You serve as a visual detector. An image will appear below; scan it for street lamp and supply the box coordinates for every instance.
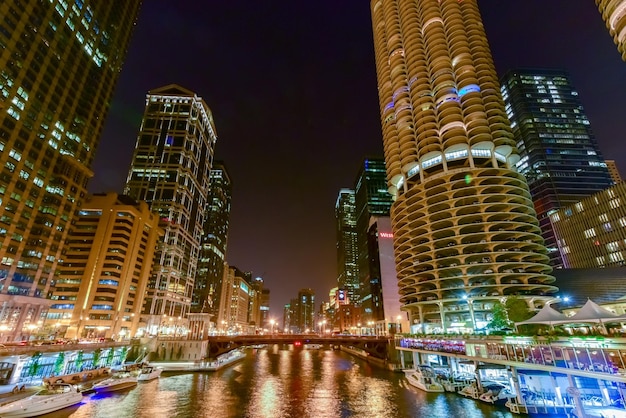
[269,319,276,334]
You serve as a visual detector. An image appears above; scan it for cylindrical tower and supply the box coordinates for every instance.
[370,0,557,333]
[595,0,626,61]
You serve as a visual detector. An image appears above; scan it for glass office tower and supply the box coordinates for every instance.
[501,68,614,268]
[335,189,359,304]
[193,161,231,316]
[370,0,556,333]
[0,0,140,341]
[354,158,393,320]
[124,84,217,329]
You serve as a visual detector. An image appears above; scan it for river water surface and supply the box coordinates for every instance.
[46,345,515,418]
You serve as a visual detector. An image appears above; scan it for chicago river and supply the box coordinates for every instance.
[41,346,513,418]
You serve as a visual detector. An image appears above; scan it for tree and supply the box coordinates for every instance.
[92,348,102,369]
[53,352,65,376]
[75,351,84,372]
[28,352,42,378]
[106,348,114,366]
[487,302,511,330]
[505,296,533,322]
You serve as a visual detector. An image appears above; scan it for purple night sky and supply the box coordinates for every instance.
[89,1,626,319]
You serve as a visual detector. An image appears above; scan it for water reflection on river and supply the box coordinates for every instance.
[46,345,514,418]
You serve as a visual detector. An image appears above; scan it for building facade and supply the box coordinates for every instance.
[335,189,359,303]
[296,288,315,333]
[48,193,162,340]
[370,0,556,333]
[0,0,140,341]
[550,181,626,269]
[124,84,218,327]
[596,0,626,61]
[501,68,613,267]
[606,160,622,184]
[354,157,393,320]
[193,161,231,315]
[216,265,252,334]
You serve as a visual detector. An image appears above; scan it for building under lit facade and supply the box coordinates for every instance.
[370,0,556,333]
[48,193,162,340]
[193,161,231,315]
[124,84,218,328]
[596,0,626,61]
[501,68,613,267]
[0,0,140,341]
[550,181,626,269]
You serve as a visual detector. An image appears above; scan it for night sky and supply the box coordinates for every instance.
[89,1,626,319]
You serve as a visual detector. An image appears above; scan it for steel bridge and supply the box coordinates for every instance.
[207,334,391,360]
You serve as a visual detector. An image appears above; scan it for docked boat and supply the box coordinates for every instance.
[478,383,516,405]
[137,365,163,382]
[0,383,82,417]
[459,382,481,399]
[404,365,445,393]
[92,371,138,393]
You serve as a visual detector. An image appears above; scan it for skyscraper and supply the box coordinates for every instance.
[596,0,626,61]
[501,68,613,268]
[193,161,231,315]
[124,84,217,327]
[49,193,162,340]
[370,0,556,333]
[354,157,393,320]
[0,1,140,340]
[335,189,358,303]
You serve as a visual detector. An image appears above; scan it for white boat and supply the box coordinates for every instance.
[137,365,163,382]
[92,371,138,393]
[404,365,445,393]
[0,383,82,417]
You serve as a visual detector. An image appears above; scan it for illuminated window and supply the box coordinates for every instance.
[584,228,596,239]
[609,252,624,263]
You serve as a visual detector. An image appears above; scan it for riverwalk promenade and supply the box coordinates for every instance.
[395,334,626,417]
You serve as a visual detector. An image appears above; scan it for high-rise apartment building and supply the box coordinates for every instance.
[596,0,626,61]
[370,0,556,333]
[501,68,613,267]
[354,157,393,319]
[194,161,231,315]
[0,1,140,340]
[550,182,626,269]
[124,84,218,327]
[335,189,358,303]
[48,193,162,340]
